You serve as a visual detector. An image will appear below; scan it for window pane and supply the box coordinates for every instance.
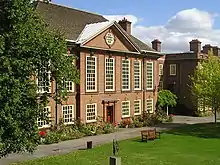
[122,101,130,117]
[146,62,153,89]
[146,99,153,113]
[105,58,114,90]
[134,61,141,89]
[122,59,130,90]
[86,104,96,122]
[62,105,74,124]
[134,100,141,114]
[86,57,96,91]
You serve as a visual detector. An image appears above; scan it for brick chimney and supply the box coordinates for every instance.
[151,39,162,52]
[202,44,212,54]
[118,18,132,35]
[189,39,201,53]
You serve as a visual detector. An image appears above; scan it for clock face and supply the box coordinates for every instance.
[105,32,115,47]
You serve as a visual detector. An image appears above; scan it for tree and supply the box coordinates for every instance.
[191,50,220,124]
[157,89,177,116]
[0,0,79,157]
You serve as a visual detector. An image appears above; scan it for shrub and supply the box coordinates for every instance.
[44,131,61,144]
[103,123,114,134]
[132,117,143,128]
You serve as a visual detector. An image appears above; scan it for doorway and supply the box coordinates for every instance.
[106,105,114,123]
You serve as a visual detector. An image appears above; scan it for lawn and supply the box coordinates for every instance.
[16,123,220,165]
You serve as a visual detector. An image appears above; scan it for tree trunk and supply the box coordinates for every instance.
[214,108,217,124]
[167,106,169,116]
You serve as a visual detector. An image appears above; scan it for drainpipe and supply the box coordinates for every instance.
[55,80,58,126]
[142,57,146,114]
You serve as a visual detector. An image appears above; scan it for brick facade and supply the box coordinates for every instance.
[35,2,164,128]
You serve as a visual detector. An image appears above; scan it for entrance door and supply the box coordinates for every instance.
[106,105,114,123]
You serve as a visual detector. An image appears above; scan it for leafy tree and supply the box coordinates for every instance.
[157,89,177,116]
[191,50,220,123]
[0,0,79,157]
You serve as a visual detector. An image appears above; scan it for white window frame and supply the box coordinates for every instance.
[62,105,74,125]
[121,101,130,118]
[146,61,154,90]
[65,81,74,92]
[159,64,163,76]
[170,64,176,76]
[122,59,130,91]
[158,80,163,90]
[38,106,51,129]
[134,100,141,115]
[86,103,97,123]
[105,57,115,91]
[36,68,51,94]
[134,60,142,90]
[86,56,97,92]
[146,99,154,113]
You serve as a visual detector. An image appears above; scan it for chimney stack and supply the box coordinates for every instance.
[151,39,162,52]
[202,44,212,54]
[189,39,201,53]
[118,18,132,35]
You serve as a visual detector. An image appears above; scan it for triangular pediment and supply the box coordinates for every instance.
[77,21,140,53]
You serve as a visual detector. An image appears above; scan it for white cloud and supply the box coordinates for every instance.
[104,8,220,52]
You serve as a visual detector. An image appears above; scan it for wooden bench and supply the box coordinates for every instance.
[141,128,160,142]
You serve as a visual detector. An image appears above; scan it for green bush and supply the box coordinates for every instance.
[44,131,61,144]
[39,117,116,145]
[103,123,114,134]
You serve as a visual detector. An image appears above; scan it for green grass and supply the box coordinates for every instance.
[16,123,220,165]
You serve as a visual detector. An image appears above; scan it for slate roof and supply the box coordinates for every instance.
[35,1,157,53]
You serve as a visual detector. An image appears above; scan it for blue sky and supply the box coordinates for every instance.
[52,0,220,52]
[53,0,220,28]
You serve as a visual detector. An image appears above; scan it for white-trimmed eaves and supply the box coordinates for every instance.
[76,21,115,44]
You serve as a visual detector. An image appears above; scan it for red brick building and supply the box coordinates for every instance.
[35,1,164,128]
[163,39,220,115]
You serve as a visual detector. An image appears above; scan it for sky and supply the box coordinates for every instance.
[53,0,220,52]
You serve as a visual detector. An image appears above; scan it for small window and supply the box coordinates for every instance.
[86,103,97,123]
[65,81,74,92]
[37,67,51,93]
[159,64,163,76]
[170,64,176,76]
[146,62,154,90]
[158,81,163,90]
[146,99,154,113]
[38,106,51,128]
[134,100,141,115]
[105,58,115,91]
[122,59,130,90]
[134,60,141,90]
[121,101,130,118]
[62,105,74,124]
[86,56,97,92]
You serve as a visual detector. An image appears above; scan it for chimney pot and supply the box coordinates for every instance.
[118,18,132,35]
[151,39,162,52]
[189,39,201,53]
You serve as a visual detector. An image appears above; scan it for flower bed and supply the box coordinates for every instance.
[38,118,116,144]
[118,111,166,128]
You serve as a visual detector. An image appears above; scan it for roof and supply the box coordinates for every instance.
[36,1,107,40]
[35,1,157,53]
[77,21,114,44]
[130,35,156,52]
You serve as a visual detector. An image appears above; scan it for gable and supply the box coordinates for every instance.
[82,25,139,53]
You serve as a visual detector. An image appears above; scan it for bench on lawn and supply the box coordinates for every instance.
[141,128,161,142]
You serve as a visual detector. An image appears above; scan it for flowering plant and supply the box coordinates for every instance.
[39,130,47,138]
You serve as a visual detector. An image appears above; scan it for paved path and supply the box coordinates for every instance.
[0,115,215,165]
